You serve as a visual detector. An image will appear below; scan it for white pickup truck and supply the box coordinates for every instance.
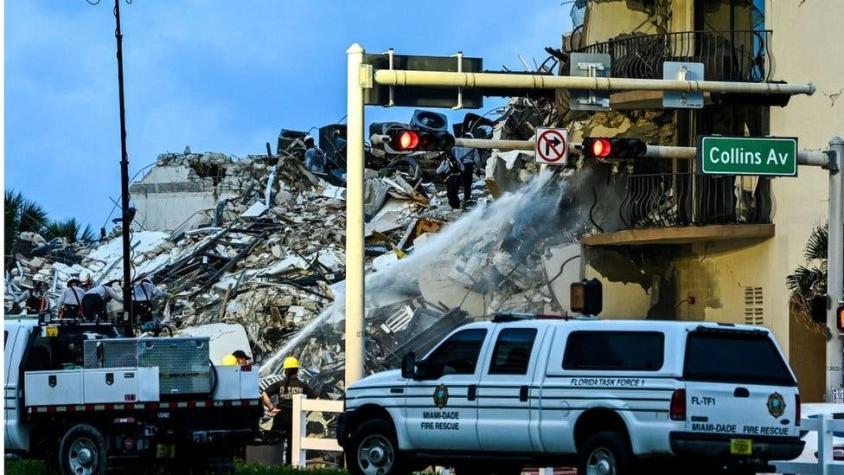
[337,317,805,475]
[4,316,262,474]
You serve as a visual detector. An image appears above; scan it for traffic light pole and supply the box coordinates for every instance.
[454,137,830,165]
[827,137,844,403]
[345,44,366,387]
[344,43,818,387]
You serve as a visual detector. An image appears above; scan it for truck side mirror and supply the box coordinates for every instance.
[401,352,416,379]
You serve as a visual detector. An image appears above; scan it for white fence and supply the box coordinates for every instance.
[288,396,563,473]
[290,395,344,467]
[774,414,844,475]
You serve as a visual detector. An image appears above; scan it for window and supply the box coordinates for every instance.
[684,330,795,386]
[489,328,537,375]
[423,329,487,376]
[563,331,664,371]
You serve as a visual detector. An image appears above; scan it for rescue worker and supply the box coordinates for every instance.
[456,137,476,206]
[56,278,85,318]
[82,281,123,321]
[260,356,315,464]
[436,152,464,209]
[233,350,251,366]
[80,272,93,291]
[303,135,326,174]
[132,277,166,323]
[12,278,48,314]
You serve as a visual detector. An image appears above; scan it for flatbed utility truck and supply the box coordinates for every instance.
[4,315,262,474]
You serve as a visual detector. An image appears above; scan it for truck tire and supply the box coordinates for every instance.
[578,431,632,475]
[346,418,408,475]
[58,424,107,475]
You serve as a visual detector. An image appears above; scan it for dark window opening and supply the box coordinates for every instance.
[563,331,665,371]
[684,331,795,386]
[489,328,537,375]
[423,329,487,376]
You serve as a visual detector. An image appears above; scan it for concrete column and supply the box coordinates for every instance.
[345,44,366,387]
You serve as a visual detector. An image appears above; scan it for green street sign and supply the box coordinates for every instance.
[697,136,798,177]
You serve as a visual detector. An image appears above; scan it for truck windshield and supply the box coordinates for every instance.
[684,331,796,386]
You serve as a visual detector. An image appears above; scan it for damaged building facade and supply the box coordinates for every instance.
[559,0,844,402]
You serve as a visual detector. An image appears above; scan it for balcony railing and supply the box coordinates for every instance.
[576,30,773,82]
[619,173,774,229]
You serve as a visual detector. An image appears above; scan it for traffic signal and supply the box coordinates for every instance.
[837,304,844,331]
[581,137,647,160]
[372,126,455,154]
[811,295,829,325]
[570,279,603,316]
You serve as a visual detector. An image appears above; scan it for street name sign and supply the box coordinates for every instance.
[697,136,798,177]
[535,128,569,165]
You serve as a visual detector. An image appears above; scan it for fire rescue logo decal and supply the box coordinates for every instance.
[767,392,786,418]
[433,384,449,409]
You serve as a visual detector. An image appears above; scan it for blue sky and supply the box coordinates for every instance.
[5,0,571,229]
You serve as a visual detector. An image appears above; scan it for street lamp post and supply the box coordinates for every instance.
[113,0,134,335]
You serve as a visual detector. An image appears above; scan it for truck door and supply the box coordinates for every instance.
[683,329,800,443]
[476,326,542,453]
[404,328,488,451]
[5,325,29,451]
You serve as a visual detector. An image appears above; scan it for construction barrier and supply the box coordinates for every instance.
[290,395,344,467]
[774,414,844,475]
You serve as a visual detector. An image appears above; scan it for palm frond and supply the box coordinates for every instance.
[805,223,829,261]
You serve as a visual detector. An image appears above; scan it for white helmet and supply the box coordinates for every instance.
[80,272,92,284]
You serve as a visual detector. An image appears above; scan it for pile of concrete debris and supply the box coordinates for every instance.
[7,91,606,404]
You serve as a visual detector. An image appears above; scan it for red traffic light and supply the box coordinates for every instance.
[385,128,454,153]
[590,138,612,158]
[582,137,647,159]
[837,304,844,331]
[397,131,419,150]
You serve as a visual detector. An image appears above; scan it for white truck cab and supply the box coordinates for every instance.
[337,317,804,475]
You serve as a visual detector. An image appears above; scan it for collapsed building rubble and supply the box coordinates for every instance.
[6,84,602,405]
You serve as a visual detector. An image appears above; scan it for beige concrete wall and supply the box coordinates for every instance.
[584,264,653,319]
[765,0,844,399]
[583,1,657,45]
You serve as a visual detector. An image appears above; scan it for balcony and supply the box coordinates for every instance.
[583,173,776,247]
[575,30,774,108]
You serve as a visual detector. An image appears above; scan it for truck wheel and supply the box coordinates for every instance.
[58,424,107,475]
[579,431,632,475]
[346,418,407,475]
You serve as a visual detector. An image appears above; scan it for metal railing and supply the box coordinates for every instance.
[290,395,344,468]
[773,414,844,474]
[619,173,774,228]
[576,30,773,82]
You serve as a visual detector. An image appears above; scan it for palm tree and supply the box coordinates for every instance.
[787,223,828,320]
[4,190,49,257]
[44,218,97,244]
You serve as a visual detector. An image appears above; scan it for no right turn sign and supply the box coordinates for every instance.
[535,128,569,165]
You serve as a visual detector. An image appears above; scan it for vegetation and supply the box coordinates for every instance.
[787,223,828,329]
[5,190,49,255]
[4,189,96,258]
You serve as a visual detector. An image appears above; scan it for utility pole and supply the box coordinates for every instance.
[827,137,844,402]
[114,0,134,335]
[344,44,366,386]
